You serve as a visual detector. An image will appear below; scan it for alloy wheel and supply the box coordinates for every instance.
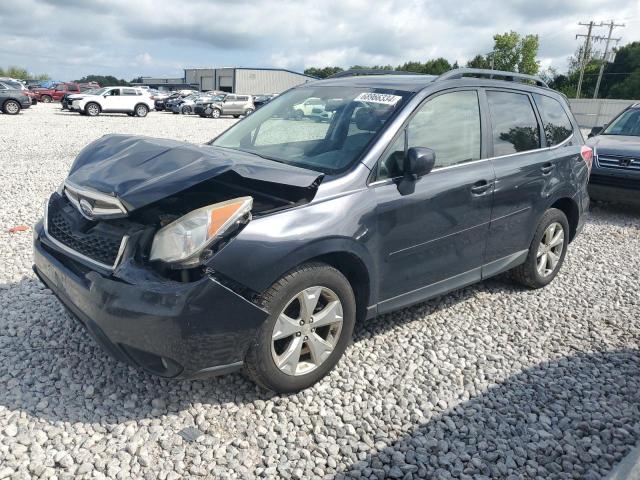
[271,286,343,376]
[5,101,19,114]
[536,222,564,277]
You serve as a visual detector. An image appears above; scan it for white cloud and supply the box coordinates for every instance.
[0,0,638,80]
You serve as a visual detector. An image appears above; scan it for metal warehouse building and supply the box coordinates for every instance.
[184,67,316,94]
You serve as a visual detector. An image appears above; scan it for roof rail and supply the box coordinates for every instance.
[327,69,423,79]
[437,68,549,88]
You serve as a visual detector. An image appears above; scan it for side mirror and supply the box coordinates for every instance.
[588,126,604,138]
[397,147,436,195]
[404,147,436,178]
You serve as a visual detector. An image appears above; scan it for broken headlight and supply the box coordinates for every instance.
[149,196,252,267]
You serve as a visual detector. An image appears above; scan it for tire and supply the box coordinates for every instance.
[245,262,356,393]
[211,108,221,119]
[135,104,149,117]
[244,108,254,116]
[233,115,240,118]
[2,100,21,115]
[41,95,52,103]
[181,105,191,115]
[84,102,100,117]
[511,208,569,289]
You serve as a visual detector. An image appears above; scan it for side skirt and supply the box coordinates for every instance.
[370,249,529,317]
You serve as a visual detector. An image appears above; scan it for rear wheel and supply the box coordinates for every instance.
[245,263,356,392]
[2,100,21,115]
[85,102,100,116]
[511,208,569,289]
[135,104,149,117]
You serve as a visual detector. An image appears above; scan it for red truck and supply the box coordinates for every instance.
[32,82,99,103]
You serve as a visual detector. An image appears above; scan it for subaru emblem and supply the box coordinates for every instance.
[79,198,95,220]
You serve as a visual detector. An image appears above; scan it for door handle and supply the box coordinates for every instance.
[470,180,493,195]
[541,163,555,175]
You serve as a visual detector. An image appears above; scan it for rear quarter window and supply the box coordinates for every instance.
[533,94,574,146]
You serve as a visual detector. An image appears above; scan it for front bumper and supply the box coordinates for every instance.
[33,220,268,378]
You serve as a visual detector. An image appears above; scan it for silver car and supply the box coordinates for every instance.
[200,94,255,118]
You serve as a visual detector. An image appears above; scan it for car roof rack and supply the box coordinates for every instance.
[327,69,424,79]
[436,68,549,88]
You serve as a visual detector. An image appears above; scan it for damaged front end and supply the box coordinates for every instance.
[46,134,323,283]
[33,134,324,378]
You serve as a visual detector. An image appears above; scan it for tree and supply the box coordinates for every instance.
[303,66,343,79]
[600,42,640,99]
[74,75,130,86]
[0,66,50,81]
[489,31,540,74]
[518,34,540,75]
[466,54,491,69]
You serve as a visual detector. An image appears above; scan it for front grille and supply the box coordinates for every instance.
[47,195,125,267]
[597,154,640,172]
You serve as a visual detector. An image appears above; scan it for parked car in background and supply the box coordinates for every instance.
[291,96,333,121]
[253,94,278,110]
[170,93,201,115]
[0,78,38,105]
[70,86,154,117]
[33,69,591,392]
[0,81,32,114]
[33,82,81,103]
[63,89,100,111]
[196,94,254,118]
[61,83,102,109]
[587,102,640,205]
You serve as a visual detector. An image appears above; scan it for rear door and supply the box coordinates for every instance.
[121,88,140,110]
[373,89,495,312]
[483,89,560,272]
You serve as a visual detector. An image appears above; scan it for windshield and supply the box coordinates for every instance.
[603,109,640,136]
[91,88,109,96]
[212,86,410,174]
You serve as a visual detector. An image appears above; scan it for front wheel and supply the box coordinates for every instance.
[245,263,356,393]
[84,102,100,116]
[2,100,21,115]
[511,208,569,289]
[135,104,149,117]
[244,108,254,116]
[211,108,221,119]
[41,95,52,103]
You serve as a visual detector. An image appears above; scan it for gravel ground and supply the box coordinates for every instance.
[0,103,639,480]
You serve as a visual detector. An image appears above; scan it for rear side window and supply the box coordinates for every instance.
[487,91,540,156]
[122,88,137,96]
[238,96,248,101]
[533,94,574,146]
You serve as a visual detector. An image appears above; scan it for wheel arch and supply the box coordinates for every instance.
[548,196,580,242]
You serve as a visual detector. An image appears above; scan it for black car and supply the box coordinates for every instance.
[0,81,32,114]
[33,69,591,392]
[253,94,277,109]
[587,103,640,204]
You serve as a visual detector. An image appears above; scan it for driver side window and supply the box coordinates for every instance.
[378,90,481,180]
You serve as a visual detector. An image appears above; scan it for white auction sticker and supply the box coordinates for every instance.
[354,92,402,106]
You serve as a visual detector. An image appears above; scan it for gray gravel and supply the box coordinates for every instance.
[0,103,639,479]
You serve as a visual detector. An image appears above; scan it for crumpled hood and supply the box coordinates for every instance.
[587,134,640,157]
[67,134,323,211]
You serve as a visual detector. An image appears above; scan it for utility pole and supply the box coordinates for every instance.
[575,21,595,99]
[593,20,624,99]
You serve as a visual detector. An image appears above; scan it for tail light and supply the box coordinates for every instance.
[580,146,593,173]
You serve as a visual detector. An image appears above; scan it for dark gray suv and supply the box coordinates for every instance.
[33,69,591,392]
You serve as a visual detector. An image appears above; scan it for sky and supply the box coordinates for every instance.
[0,0,639,81]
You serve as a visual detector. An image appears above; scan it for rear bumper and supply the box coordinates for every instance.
[33,221,268,378]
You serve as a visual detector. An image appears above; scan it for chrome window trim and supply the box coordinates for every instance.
[368,133,575,187]
[43,198,129,271]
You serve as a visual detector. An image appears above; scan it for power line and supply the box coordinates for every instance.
[593,20,625,99]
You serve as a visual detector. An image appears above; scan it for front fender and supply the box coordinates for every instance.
[207,189,379,304]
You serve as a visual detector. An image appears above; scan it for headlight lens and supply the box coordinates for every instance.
[150,196,252,266]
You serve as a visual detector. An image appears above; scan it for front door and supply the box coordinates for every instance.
[100,88,122,112]
[373,89,494,313]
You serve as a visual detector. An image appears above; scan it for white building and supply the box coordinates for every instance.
[184,67,317,94]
